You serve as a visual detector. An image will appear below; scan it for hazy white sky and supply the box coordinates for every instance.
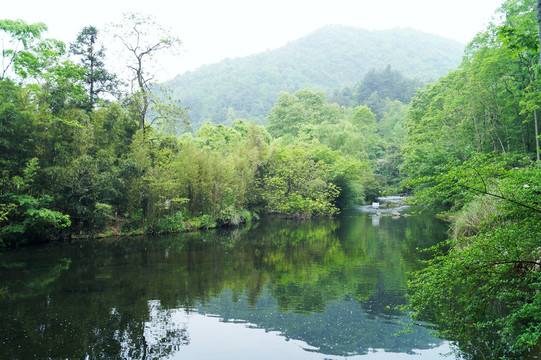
[4,0,504,80]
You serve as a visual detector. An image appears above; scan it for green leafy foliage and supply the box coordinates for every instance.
[406,166,541,359]
[266,88,395,203]
[267,88,384,162]
[399,2,541,358]
[0,79,37,178]
[259,143,350,218]
[404,153,527,211]
[0,19,48,79]
[402,0,540,180]
[0,157,71,246]
[126,121,271,231]
[147,211,185,234]
[216,206,254,226]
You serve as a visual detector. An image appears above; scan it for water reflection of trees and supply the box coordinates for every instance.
[0,213,448,358]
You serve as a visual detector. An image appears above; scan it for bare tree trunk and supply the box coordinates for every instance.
[537,0,541,161]
[535,109,540,161]
[472,115,482,151]
[538,0,541,66]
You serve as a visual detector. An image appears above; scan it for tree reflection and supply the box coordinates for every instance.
[0,212,448,358]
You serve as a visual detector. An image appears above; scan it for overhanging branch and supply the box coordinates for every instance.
[459,183,541,214]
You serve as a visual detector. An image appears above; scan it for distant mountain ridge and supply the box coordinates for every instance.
[167,25,464,128]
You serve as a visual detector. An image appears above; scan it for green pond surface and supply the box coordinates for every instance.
[0,203,455,359]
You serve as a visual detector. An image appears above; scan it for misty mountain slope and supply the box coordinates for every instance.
[167,25,464,128]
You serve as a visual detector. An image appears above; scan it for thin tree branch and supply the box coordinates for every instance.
[458,183,541,214]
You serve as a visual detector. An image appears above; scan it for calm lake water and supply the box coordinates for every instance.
[0,203,455,359]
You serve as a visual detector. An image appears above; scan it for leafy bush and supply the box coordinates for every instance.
[185,214,217,230]
[216,206,253,226]
[406,165,541,359]
[147,211,185,234]
[88,203,113,233]
[259,143,343,218]
[120,208,144,232]
[0,194,71,246]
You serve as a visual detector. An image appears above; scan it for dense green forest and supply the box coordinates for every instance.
[167,26,463,129]
[1,0,541,358]
[400,0,541,359]
[0,15,418,246]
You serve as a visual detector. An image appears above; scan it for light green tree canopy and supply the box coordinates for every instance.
[0,19,47,79]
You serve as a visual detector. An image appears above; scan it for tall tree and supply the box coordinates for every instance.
[538,0,541,65]
[499,0,541,161]
[70,26,117,112]
[535,0,541,161]
[110,13,182,132]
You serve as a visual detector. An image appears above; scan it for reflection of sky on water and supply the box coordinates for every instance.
[136,283,452,360]
[146,308,453,360]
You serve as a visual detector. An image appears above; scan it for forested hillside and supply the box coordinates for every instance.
[167,26,464,129]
